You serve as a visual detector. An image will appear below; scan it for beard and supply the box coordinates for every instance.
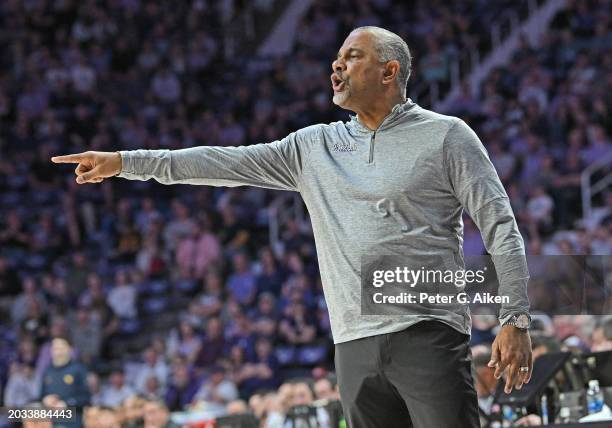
[332,82,350,107]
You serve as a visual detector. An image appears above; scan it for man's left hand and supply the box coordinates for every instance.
[488,325,532,394]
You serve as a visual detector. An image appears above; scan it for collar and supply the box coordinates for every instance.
[347,98,417,134]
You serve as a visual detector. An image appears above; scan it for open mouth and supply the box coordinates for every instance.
[331,74,346,92]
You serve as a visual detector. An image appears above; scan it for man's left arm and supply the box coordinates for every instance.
[444,119,532,393]
[65,364,91,408]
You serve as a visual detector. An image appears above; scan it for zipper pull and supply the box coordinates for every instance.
[368,131,376,164]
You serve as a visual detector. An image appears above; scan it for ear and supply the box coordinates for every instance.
[382,60,400,85]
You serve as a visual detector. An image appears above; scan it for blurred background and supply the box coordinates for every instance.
[0,0,610,427]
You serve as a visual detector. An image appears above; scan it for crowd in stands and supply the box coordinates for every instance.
[0,0,611,426]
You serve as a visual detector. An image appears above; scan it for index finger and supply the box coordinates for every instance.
[51,153,87,163]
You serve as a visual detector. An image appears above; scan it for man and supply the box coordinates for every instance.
[472,349,498,425]
[592,316,612,351]
[98,367,135,407]
[40,336,90,427]
[314,375,340,401]
[52,26,532,427]
[192,365,239,406]
[133,346,169,394]
[142,399,180,428]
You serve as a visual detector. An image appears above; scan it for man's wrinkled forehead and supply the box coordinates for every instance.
[337,31,374,57]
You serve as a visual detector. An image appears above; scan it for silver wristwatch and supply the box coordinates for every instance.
[503,313,531,331]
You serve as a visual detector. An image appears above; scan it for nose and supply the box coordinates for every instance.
[332,58,346,72]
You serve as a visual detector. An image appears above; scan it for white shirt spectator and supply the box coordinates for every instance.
[527,191,554,223]
[133,360,169,393]
[107,282,137,318]
[99,383,135,407]
[193,376,238,405]
[4,363,39,406]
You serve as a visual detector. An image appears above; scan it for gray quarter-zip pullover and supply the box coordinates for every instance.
[118,98,529,344]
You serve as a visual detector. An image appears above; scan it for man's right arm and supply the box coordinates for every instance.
[51,125,321,191]
[52,125,320,192]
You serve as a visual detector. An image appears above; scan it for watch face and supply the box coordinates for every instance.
[515,314,530,329]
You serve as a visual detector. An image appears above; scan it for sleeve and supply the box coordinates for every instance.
[116,125,320,192]
[39,371,48,399]
[444,119,530,325]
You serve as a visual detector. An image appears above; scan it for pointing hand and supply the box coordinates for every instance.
[51,151,122,184]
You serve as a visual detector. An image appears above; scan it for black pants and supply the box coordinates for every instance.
[335,320,480,428]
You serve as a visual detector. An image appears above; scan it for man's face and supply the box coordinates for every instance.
[331,31,384,110]
[292,383,313,406]
[50,338,71,366]
[314,379,334,400]
[592,327,612,352]
[143,402,169,428]
[110,372,124,388]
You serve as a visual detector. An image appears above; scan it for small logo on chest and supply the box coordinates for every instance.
[332,142,357,153]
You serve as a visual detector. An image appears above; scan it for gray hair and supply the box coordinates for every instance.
[350,26,412,98]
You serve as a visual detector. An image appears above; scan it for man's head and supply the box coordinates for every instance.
[226,399,249,415]
[209,365,226,385]
[314,375,338,401]
[50,336,72,367]
[142,400,170,428]
[331,27,411,111]
[109,369,125,388]
[291,381,314,406]
[592,316,612,351]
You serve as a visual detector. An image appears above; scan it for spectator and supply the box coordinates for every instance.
[133,347,169,394]
[99,368,134,408]
[175,219,221,279]
[86,372,103,406]
[239,337,280,399]
[106,269,138,319]
[167,320,201,363]
[40,336,90,427]
[313,375,339,401]
[255,248,285,297]
[226,399,250,415]
[122,395,146,428]
[143,399,180,428]
[250,292,279,338]
[194,317,226,369]
[279,302,316,345]
[592,317,612,351]
[164,363,200,412]
[4,361,39,406]
[526,185,555,233]
[472,348,498,418]
[227,252,257,306]
[69,305,102,365]
[290,381,314,407]
[143,375,164,400]
[163,200,196,253]
[192,365,239,406]
[12,277,46,325]
[190,270,224,319]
